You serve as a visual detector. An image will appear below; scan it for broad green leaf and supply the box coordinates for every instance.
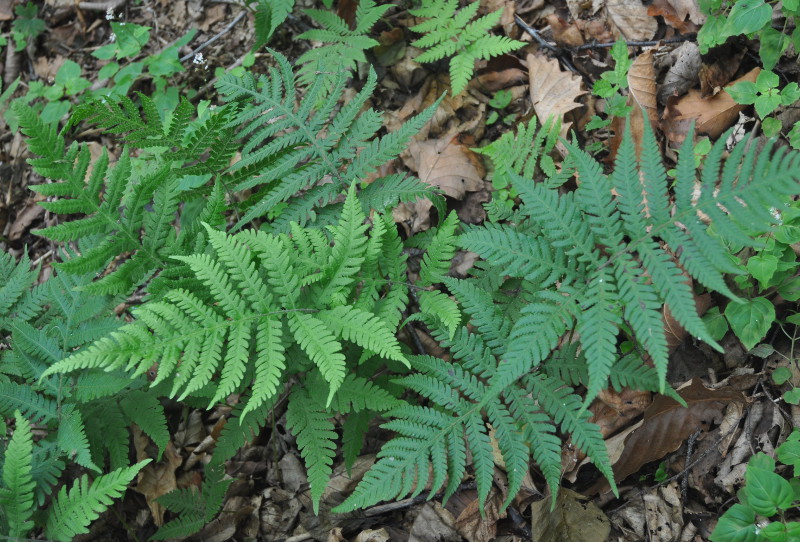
[725,0,772,36]
[746,253,778,288]
[755,93,782,118]
[762,117,782,138]
[781,82,800,105]
[709,504,757,542]
[701,306,729,342]
[778,276,800,302]
[756,69,780,92]
[725,297,775,350]
[727,81,758,105]
[760,28,789,71]
[777,430,800,477]
[744,462,793,516]
[772,366,792,385]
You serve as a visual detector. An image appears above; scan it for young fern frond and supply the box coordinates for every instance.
[215,50,441,229]
[410,0,524,94]
[296,0,390,88]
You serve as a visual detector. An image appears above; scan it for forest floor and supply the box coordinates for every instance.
[1,0,799,541]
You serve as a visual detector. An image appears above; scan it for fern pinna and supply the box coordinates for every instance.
[43,186,411,511]
[215,49,442,230]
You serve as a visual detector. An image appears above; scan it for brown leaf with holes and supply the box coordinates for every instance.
[527,54,586,137]
[600,379,746,492]
[408,136,486,199]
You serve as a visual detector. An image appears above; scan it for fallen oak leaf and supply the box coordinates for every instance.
[527,53,586,138]
[408,136,486,199]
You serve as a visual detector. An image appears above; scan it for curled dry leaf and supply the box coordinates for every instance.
[609,50,657,157]
[527,54,586,137]
[408,136,486,199]
[661,67,760,144]
[605,0,658,41]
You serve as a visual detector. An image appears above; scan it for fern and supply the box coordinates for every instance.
[152,464,233,540]
[44,460,149,542]
[42,188,417,511]
[457,120,800,403]
[296,0,390,89]
[410,0,524,94]
[335,322,612,512]
[215,50,441,229]
[0,411,36,539]
[14,98,234,294]
[251,0,295,49]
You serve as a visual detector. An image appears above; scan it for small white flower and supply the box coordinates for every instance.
[193,52,206,65]
[105,7,115,20]
[109,32,116,43]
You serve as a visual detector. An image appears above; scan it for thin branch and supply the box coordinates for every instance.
[180,10,248,63]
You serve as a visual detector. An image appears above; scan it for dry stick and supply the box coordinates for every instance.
[77,0,127,11]
[179,10,248,63]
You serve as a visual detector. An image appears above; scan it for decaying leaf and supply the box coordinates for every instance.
[527,54,586,137]
[408,136,486,199]
[661,67,760,144]
[531,488,611,542]
[605,0,658,41]
[657,42,702,105]
[606,378,746,488]
[609,50,657,157]
[132,428,183,526]
[647,0,704,33]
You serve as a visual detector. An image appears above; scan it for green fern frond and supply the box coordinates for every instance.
[418,211,459,286]
[252,0,294,49]
[410,0,524,94]
[120,390,169,458]
[216,49,438,229]
[152,464,233,540]
[57,405,98,472]
[0,411,36,539]
[44,460,150,542]
[296,0,390,88]
[286,388,337,513]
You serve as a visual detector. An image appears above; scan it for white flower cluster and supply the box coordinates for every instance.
[193,52,206,66]
[105,7,115,20]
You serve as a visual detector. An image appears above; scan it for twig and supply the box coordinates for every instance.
[514,15,562,54]
[77,0,127,11]
[180,10,248,63]
[574,34,697,51]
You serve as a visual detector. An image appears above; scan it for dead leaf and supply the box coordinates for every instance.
[657,42,702,105]
[8,198,44,241]
[606,378,746,489]
[609,51,657,158]
[408,503,459,542]
[0,0,12,21]
[527,54,586,137]
[605,0,658,41]
[647,0,704,33]
[455,487,504,542]
[408,137,486,199]
[545,14,585,48]
[531,488,611,542]
[699,47,746,97]
[133,429,182,526]
[661,67,760,143]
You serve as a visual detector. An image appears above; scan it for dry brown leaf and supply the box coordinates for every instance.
[609,51,657,158]
[647,0,704,33]
[408,136,485,199]
[132,429,182,526]
[661,67,760,144]
[455,487,504,542]
[605,0,658,41]
[545,14,585,48]
[527,54,586,137]
[657,42,702,105]
[530,488,611,542]
[606,378,746,488]
[699,47,746,97]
